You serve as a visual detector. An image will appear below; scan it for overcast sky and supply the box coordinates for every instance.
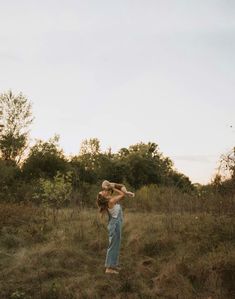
[0,0,234,184]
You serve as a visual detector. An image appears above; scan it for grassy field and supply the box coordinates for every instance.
[0,203,234,299]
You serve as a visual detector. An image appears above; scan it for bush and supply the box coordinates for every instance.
[33,172,73,223]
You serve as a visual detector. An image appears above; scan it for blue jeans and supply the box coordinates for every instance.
[105,207,123,268]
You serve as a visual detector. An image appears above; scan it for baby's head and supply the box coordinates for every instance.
[101,181,114,196]
[102,180,112,190]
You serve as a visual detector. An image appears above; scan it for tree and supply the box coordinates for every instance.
[117,142,174,189]
[0,159,21,201]
[79,138,101,156]
[212,146,235,195]
[22,135,68,180]
[218,147,235,180]
[115,142,193,190]
[0,90,33,164]
[72,138,102,183]
[168,171,194,192]
[96,152,126,183]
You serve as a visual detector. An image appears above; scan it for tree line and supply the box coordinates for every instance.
[0,90,234,206]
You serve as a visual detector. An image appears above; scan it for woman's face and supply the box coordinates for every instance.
[100,190,110,198]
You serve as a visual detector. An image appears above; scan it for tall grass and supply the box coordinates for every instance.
[0,199,234,299]
[125,184,235,216]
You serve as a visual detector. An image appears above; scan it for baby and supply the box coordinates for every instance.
[102,180,135,197]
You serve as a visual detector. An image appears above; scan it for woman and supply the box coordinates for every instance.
[97,187,126,274]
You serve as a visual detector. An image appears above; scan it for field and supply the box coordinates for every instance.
[0,200,234,299]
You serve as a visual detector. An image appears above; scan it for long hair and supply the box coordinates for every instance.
[96,193,109,215]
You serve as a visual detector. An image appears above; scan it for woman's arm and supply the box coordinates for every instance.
[108,188,125,206]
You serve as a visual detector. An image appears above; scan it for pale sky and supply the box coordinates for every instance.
[0,0,234,184]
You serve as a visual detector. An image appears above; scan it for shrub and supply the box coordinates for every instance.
[33,172,73,223]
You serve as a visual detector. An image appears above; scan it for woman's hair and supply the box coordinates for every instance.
[96,193,109,215]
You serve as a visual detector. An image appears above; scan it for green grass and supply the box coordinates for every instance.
[0,203,234,299]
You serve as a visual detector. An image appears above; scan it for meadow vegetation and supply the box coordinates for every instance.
[0,186,234,299]
[0,90,234,298]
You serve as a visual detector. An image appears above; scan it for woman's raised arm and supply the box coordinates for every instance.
[108,188,125,206]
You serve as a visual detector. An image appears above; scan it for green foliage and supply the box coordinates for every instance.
[212,146,235,196]
[0,160,36,203]
[79,137,101,156]
[168,170,195,192]
[0,133,27,163]
[117,142,182,189]
[34,172,73,210]
[0,159,21,201]
[22,136,68,180]
[70,148,126,186]
[70,139,193,192]
[98,155,126,183]
[0,90,33,163]
[218,146,235,180]
[78,138,101,174]
[0,133,196,204]
[70,155,97,184]
[70,138,103,184]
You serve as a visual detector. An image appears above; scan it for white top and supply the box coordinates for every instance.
[108,203,121,218]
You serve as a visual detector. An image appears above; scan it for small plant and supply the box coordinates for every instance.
[34,172,72,223]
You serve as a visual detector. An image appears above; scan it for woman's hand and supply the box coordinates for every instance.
[108,189,125,206]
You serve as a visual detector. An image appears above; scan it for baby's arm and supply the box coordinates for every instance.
[111,182,135,197]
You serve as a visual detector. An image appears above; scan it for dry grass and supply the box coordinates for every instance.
[0,203,234,299]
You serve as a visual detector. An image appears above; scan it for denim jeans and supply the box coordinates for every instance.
[105,207,123,268]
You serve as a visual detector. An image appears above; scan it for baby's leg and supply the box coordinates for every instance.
[108,182,135,197]
[120,186,135,197]
[113,183,124,191]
